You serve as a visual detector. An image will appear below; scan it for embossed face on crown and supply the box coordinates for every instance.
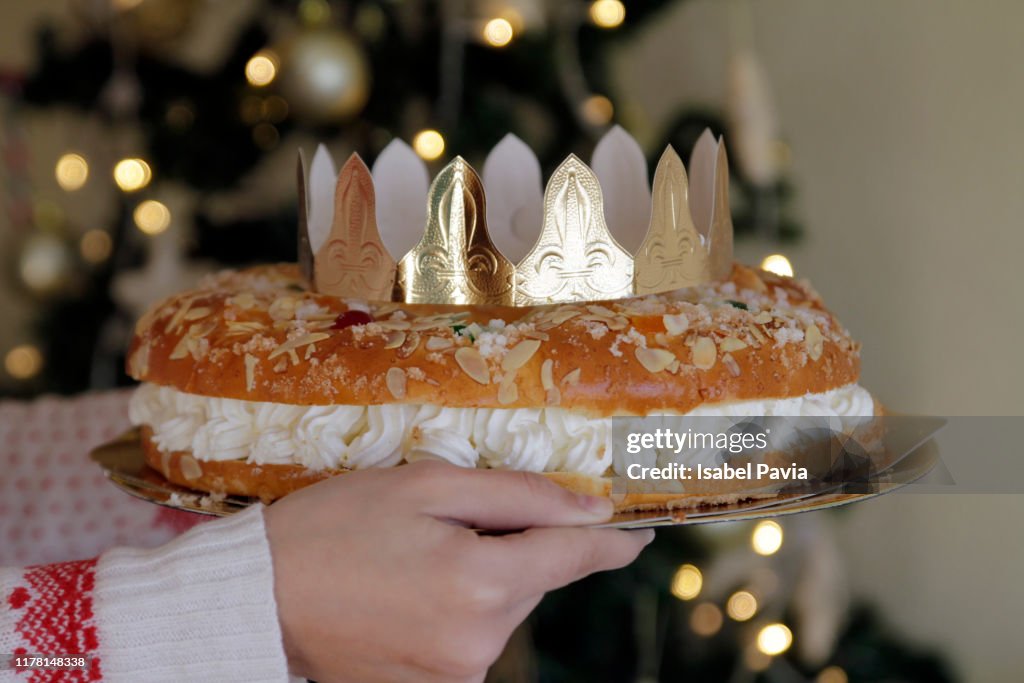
[398,158,515,305]
[314,154,397,300]
[516,155,633,306]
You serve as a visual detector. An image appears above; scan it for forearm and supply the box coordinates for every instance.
[2,506,291,682]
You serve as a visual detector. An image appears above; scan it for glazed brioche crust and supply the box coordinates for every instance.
[126,263,860,416]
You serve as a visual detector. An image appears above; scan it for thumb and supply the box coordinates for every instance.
[408,463,614,530]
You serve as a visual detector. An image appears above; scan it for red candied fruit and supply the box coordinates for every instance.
[332,309,374,330]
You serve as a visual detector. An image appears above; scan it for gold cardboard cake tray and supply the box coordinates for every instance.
[88,429,940,529]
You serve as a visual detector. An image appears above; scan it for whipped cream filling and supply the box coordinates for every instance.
[130,383,874,476]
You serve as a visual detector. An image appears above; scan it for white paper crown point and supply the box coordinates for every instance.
[372,139,430,258]
[482,133,543,263]
[307,144,338,254]
[592,125,652,254]
[688,129,719,240]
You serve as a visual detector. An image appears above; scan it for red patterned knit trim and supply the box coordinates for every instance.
[7,559,102,682]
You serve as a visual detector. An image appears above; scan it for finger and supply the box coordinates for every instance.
[405,462,615,529]
[482,527,654,599]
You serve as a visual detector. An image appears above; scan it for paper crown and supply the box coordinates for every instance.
[297,126,734,306]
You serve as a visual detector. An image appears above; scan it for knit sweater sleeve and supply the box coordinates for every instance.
[1,505,294,682]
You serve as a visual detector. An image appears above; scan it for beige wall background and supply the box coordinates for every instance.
[2,1,1022,680]
[614,1,1024,680]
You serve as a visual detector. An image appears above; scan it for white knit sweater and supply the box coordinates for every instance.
[0,388,303,681]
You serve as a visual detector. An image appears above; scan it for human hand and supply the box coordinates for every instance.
[264,460,652,682]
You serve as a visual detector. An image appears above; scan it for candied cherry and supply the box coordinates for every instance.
[332,309,374,330]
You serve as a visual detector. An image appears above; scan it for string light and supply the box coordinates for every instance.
[689,603,723,637]
[751,520,783,556]
[413,129,445,161]
[80,230,113,264]
[246,51,279,87]
[482,18,514,47]
[55,153,89,191]
[589,0,626,28]
[756,623,793,656]
[580,94,614,126]
[113,158,152,192]
[298,0,331,26]
[817,666,848,683]
[133,200,171,235]
[760,254,793,277]
[726,590,758,621]
[670,564,702,601]
[744,644,772,672]
[4,345,43,380]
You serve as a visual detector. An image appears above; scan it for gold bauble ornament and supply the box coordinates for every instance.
[276,29,370,123]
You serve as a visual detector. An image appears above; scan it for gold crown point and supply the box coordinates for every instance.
[398,156,514,305]
[634,145,709,294]
[314,152,397,300]
[516,154,633,305]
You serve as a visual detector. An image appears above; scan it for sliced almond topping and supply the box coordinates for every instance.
[663,313,689,336]
[753,311,773,324]
[654,333,670,347]
[398,332,421,358]
[383,331,406,349]
[635,347,677,374]
[608,316,629,331]
[587,304,617,317]
[550,310,582,325]
[378,320,411,331]
[579,314,628,331]
[288,348,301,366]
[229,293,256,309]
[425,336,454,351]
[411,319,448,331]
[805,323,824,361]
[268,296,299,321]
[169,336,190,360]
[168,299,193,333]
[269,332,331,360]
[562,368,582,386]
[722,353,741,377]
[498,375,518,405]
[719,337,748,352]
[540,359,555,391]
[129,344,150,377]
[546,386,562,406]
[693,336,717,370]
[455,347,490,385]
[244,353,258,392]
[734,264,768,292]
[189,320,218,338]
[749,324,768,344]
[501,339,541,372]
[226,321,265,335]
[522,330,550,341]
[185,307,212,321]
[179,455,203,481]
[667,359,681,374]
[386,367,407,399]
